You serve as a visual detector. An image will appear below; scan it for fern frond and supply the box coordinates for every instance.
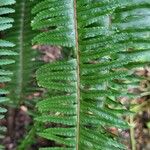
[5,0,37,106]
[33,0,150,149]
[0,0,15,148]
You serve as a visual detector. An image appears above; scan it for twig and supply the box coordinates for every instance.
[130,115,136,150]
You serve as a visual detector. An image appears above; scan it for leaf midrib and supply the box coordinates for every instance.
[73,0,80,149]
[17,0,25,103]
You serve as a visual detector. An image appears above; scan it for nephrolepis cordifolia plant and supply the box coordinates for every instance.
[0,0,150,149]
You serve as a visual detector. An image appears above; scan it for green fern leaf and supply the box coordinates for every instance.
[5,0,38,106]
[0,0,15,148]
[33,0,150,149]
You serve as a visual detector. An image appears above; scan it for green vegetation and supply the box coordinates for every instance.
[0,0,150,149]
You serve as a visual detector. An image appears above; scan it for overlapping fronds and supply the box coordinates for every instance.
[5,0,37,106]
[32,0,150,149]
[0,0,16,148]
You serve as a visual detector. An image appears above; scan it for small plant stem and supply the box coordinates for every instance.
[16,123,38,150]
[130,115,136,150]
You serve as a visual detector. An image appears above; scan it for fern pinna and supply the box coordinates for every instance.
[0,0,16,149]
[2,0,39,149]
[32,0,150,149]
